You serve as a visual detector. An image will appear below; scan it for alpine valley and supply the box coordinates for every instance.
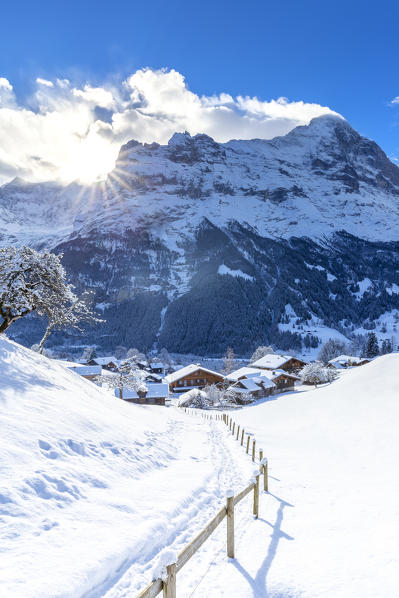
[2,114,399,357]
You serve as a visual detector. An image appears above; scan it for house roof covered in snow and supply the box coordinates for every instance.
[257,368,299,381]
[226,367,265,382]
[165,364,224,384]
[68,365,102,376]
[92,356,117,366]
[237,378,262,392]
[329,355,368,365]
[251,354,297,369]
[116,383,169,400]
[251,376,276,389]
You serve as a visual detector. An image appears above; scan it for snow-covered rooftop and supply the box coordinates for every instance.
[117,383,169,400]
[329,354,369,365]
[251,354,297,369]
[236,378,261,392]
[165,364,224,384]
[92,356,117,366]
[68,365,102,376]
[227,367,265,382]
[258,368,299,381]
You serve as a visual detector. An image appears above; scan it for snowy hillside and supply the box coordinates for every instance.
[2,115,399,354]
[3,339,399,597]
[0,337,253,597]
[211,355,399,597]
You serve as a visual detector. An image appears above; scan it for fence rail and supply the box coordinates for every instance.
[135,408,268,598]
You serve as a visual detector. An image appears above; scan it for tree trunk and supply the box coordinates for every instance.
[0,308,34,334]
[38,326,53,354]
[0,318,12,333]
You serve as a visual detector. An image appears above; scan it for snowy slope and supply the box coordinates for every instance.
[2,338,399,597]
[0,337,253,597]
[189,356,399,597]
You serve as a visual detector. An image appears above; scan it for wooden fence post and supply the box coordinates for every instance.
[259,448,263,462]
[229,419,232,431]
[253,474,260,519]
[226,494,234,558]
[246,435,250,454]
[241,428,245,446]
[232,422,235,435]
[163,562,176,598]
[252,439,256,462]
[263,458,268,492]
[236,425,240,441]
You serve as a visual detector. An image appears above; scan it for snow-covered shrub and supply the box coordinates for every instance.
[300,362,337,386]
[178,389,210,409]
[203,384,223,406]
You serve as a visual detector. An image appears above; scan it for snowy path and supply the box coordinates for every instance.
[97,414,254,598]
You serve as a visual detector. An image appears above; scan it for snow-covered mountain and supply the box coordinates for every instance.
[2,114,399,354]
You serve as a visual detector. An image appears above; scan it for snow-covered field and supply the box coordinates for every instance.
[2,337,399,597]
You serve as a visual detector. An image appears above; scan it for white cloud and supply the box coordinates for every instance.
[0,77,13,91]
[36,77,54,88]
[0,68,340,185]
[391,97,399,105]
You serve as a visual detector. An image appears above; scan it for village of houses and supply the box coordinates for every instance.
[61,351,371,408]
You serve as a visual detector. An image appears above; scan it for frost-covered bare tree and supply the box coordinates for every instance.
[222,347,236,374]
[318,339,348,364]
[250,345,274,363]
[38,291,103,354]
[158,347,173,365]
[95,359,148,396]
[126,347,147,363]
[203,384,223,406]
[300,362,337,387]
[0,247,101,348]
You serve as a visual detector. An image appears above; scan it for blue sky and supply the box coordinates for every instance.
[1,0,399,182]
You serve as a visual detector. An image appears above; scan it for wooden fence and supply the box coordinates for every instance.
[136,409,268,598]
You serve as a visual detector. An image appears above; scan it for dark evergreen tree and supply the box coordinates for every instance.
[365,332,379,358]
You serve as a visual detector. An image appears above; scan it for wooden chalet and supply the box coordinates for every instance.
[261,369,298,391]
[230,376,276,404]
[251,353,307,373]
[115,383,169,406]
[149,362,166,375]
[87,356,119,372]
[165,364,224,393]
[227,366,298,394]
[328,355,370,369]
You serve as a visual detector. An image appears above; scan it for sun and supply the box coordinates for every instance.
[60,136,120,185]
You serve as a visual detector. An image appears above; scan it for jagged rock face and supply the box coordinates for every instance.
[2,115,399,354]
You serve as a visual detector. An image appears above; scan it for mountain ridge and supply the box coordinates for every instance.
[2,115,399,355]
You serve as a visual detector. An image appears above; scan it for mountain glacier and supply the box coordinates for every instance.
[2,114,399,355]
